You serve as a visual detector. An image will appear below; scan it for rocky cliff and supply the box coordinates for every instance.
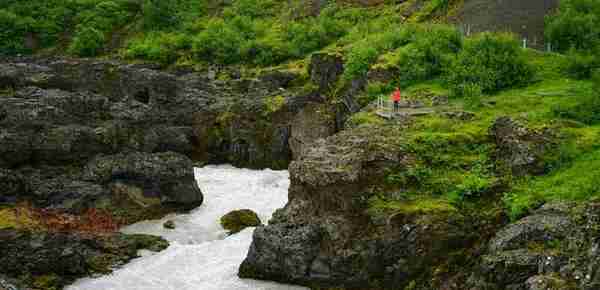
[240,119,599,290]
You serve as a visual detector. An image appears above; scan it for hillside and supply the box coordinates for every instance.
[1,0,600,289]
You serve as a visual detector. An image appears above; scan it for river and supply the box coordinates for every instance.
[67,165,307,290]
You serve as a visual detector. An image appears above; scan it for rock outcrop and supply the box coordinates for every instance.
[490,116,556,176]
[239,125,483,289]
[240,121,598,290]
[0,229,168,290]
[467,202,600,290]
[0,56,341,171]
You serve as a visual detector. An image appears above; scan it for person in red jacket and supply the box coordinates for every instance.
[391,87,401,111]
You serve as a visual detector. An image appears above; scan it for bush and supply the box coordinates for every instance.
[344,43,379,80]
[285,13,347,58]
[395,25,462,86]
[545,0,600,52]
[0,9,27,55]
[342,23,416,80]
[142,0,181,30]
[125,32,190,64]
[223,0,276,19]
[565,47,600,79]
[446,33,535,97]
[192,19,244,64]
[69,26,105,57]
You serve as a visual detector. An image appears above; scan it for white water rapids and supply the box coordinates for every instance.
[67,165,308,290]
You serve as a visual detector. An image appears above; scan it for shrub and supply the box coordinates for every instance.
[285,14,346,58]
[344,43,379,80]
[142,0,181,30]
[77,1,131,31]
[125,32,190,64]
[395,25,462,86]
[446,33,535,97]
[69,26,105,57]
[545,0,600,52]
[192,19,244,64]
[565,47,600,79]
[223,0,276,19]
[0,9,27,55]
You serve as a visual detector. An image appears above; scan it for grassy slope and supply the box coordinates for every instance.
[364,49,599,220]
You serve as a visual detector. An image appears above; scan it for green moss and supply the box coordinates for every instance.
[369,196,457,215]
[220,209,262,234]
[263,95,286,115]
[347,112,386,128]
[127,234,170,252]
[87,254,119,274]
[33,274,59,290]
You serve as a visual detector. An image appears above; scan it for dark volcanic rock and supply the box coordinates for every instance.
[83,152,203,206]
[490,116,556,176]
[239,223,322,283]
[309,53,344,92]
[0,130,32,168]
[240,125,478,289]
[468,202,599,290]
[0,169,28,204]
[33,125,107,165]
[0,229,168,290]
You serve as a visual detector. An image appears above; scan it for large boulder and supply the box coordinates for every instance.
[239,224,322,283]
[83,152,203,207]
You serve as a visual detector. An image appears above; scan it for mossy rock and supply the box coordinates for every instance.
[33,274,60,290]
[126,234,170,252]
[220,209,261,234]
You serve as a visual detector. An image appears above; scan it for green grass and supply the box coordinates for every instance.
[366,49,600,218]
[505,147,600,219]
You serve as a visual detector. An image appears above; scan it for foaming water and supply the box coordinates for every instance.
[67,165,307,290]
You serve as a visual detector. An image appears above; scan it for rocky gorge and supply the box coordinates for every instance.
[0,54,345,289]
[0,52,598,290]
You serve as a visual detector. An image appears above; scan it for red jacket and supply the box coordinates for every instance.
[392,89,401,102]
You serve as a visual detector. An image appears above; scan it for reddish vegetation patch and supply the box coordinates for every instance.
[11,203,121,236]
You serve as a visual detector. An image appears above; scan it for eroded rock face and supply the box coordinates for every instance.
[239,125,480,289]
[468,202,600,290]
[83,152,203,207]
[1,57,335,171]
[490,116,556,176]
[309,53,344,92]
[289,103,336,159]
